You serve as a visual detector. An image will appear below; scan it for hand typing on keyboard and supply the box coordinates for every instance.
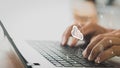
[82,30,120,63]
[61,21,120,63]
[61,21,108,47]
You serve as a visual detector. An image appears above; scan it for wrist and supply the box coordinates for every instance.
[95,24,109,34]
[106,29,115,33]
[99,26,115,34]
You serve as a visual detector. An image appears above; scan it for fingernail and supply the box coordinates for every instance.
[88,55,93,61]
[88,56,91,61]
[69,41,72,46]
[69,41,74,47]
[95,57,101,64]
[97,60,100,63]
[82,50,88,58]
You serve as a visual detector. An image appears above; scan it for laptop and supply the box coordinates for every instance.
[0,20,120,68]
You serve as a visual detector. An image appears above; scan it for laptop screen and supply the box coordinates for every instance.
[0,21,30,68]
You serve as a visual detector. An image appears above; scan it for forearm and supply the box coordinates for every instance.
[73,1,97,24]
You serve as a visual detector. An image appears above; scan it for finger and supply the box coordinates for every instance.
[74,20,84,27]
[69,37,79,47]
[111,30,120,34]
[95,45,120,63]
[115,33,120,38]
[82,33,120,58]
[82,35,103,58]
[61,25,72,46]
[110,30,120,37]
[80,23,108,37]
[82,34,106,58]
[88,37,120,61]
[61,23,81,46]
[80,22,96,36]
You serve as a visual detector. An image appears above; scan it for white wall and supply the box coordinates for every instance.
[0,0,73,41]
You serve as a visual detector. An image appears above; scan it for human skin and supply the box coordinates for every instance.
[61,21,120,64]
[72,1,97,24]
[82,30,120,63]
[61,1,120,63]
[61,22,108,46]
[61,1,101,46]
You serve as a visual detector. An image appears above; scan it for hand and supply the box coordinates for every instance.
[82,30,120,63]
[61,1,99,47]
[61,21,108,47]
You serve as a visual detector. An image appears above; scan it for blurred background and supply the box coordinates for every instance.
[96,0,120,29]
[0,0,120,41]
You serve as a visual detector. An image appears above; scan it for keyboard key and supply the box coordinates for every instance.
[53,56,61,59]
[58,60,68,63]
[72,57,80,61]
[53,63,63,67]
[56,58,63,61]
[69,61,78,64]
[62,64,72,67]
[102,63,113,67]
[76,54,83,58]
[72,63,83,67]
[66,59,75,62]
[50,60,63,67]
[46,57,55,61]
[58,61,72,67]
[50,60,59,64]
[62,56,71,60]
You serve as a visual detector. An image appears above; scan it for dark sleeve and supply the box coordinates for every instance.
[86,0,96,4]
[107,0,114,5]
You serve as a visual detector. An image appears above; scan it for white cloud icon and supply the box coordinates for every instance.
[71,25,84,40]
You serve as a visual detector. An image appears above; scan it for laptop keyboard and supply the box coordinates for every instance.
[27,41,113,67]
